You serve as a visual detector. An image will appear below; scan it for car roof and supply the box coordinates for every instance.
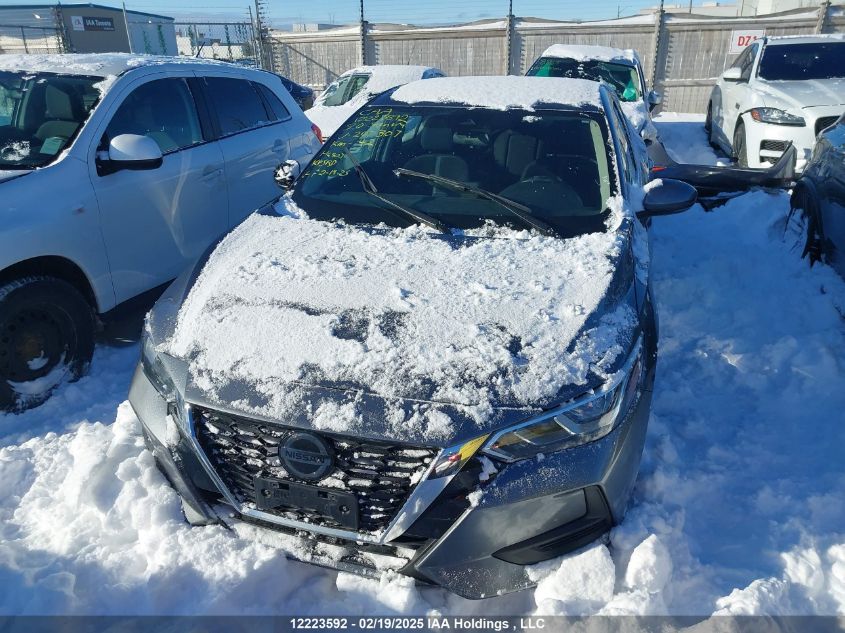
[381,75,606,112]
[539,44,640,66]
[0,53,265,80]
[765,34,845,46]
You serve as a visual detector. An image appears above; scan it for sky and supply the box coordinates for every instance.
[0,0,669,26]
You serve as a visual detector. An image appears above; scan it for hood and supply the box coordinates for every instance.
[160,201,637,446]
[0,169,29,184]
[756,78,845,109]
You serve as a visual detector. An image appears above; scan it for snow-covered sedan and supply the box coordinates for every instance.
[526,44,661,142]
[706,35,845,171]
[130,76,696,599]
[306,65,444,139]
[0,54,320,411]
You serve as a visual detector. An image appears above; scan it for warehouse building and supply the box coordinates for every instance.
[0,3,177,55]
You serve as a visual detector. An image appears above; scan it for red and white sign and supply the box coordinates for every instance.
[729,30,765,54]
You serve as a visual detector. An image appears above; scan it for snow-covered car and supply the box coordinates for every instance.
[0,54,320,411]
[526,44,661,142]
[130,75,697,599]
[791,112,845,278]
[705,35,845,171]
[306,65,444,139]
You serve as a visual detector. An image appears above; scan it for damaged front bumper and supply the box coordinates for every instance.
[128,345,654,599]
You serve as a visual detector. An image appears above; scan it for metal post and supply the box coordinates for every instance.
[20,26,29,54]
[505,0,514,75]
[649,0,665,93]
[360,0,367,66]
[248,6,260,67]
[815,0,831,33]
[122,2,134,53]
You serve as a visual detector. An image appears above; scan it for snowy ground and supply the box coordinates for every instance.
[2,114,845,616]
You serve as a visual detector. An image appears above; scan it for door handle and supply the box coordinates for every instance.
[272,139,287,154]
[201,164,223,182]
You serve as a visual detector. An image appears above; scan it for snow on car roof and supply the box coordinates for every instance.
[540,44,639,65]
[391,76,603,110]
[0,53,241,79]
[766,34,845,45]
[336,64,441,92]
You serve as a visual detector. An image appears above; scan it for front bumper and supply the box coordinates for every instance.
[742,106,842,171]
[128,353,654,599]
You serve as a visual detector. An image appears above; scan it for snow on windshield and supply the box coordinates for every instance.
[541,44,638,64]
[166,206,630,432]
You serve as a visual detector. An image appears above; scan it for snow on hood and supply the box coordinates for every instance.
[541,44,639,64]
[755,78,845,110]
[0,169,28,184]
[392,76,602,110]
[165,200,635,443]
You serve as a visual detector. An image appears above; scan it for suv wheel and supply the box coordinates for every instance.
[0,276,95,412]
[733,121,748,167]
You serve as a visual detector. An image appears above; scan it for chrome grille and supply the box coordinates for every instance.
[193,407,437,534]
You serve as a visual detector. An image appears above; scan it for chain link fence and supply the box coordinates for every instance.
[175,21,258,66]
[0,24,64,55]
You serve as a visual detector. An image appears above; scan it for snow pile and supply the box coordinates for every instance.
[392,76,602,110]
[541,44,638,64]
[1,115,845,615]
[166,208,627,430]
[653,112,731,165]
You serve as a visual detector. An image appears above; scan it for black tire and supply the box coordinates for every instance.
[0,276,95,412]
[704,102,713,133]
[793,187,825,267]
[733,121,748,167]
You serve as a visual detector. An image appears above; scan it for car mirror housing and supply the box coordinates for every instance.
[647,90,662,112]
[637,179,698,219]
[275,159,301,190]
[721,67,743,82]
[106,134,163,171]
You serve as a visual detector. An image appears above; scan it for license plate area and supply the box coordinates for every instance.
[253,476,360,531]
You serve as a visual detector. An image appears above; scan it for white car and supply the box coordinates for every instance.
[0,53,320,410]
[306,65,444,139]
[706,35,845,171]
[525,44,661,142]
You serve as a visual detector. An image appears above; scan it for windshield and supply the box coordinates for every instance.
[0,71,101,169]
[527,57,642,102]
[758,42,845,81]
[292,104,615,237]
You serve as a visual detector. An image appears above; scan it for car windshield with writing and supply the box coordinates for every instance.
[292,104,616,238]
[758,42,845,81]
[0,71,101,169]
[527,57,642,103]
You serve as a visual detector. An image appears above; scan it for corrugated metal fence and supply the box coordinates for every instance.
[269,5,845,113]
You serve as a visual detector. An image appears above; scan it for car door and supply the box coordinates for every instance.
[198,75,294,227]
[89,75,229,305]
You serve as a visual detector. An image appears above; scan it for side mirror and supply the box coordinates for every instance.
[274,159,301,190]
[104,134,163,171]
[722,67,743,82]
[647,90,662,112]
[637,179,698,219]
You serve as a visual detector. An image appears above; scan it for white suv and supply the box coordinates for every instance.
[0,54,320,410]
[706,35,845,171]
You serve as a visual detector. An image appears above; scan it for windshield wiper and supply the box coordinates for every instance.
[393,167,557,237]
[343,149,451,234]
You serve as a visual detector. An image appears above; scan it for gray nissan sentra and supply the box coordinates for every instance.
[128,76,696,599]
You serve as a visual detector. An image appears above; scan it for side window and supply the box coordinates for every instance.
[345,74,370,101]
[254,83,291,121]
[203,77,272,136]
[105,78,203,154]
[730,45,751,71]
[741,43,759,81]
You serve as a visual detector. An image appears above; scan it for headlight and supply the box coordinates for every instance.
[483,338,644,463]
[141,333,177,401]
[749,108,805,127]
